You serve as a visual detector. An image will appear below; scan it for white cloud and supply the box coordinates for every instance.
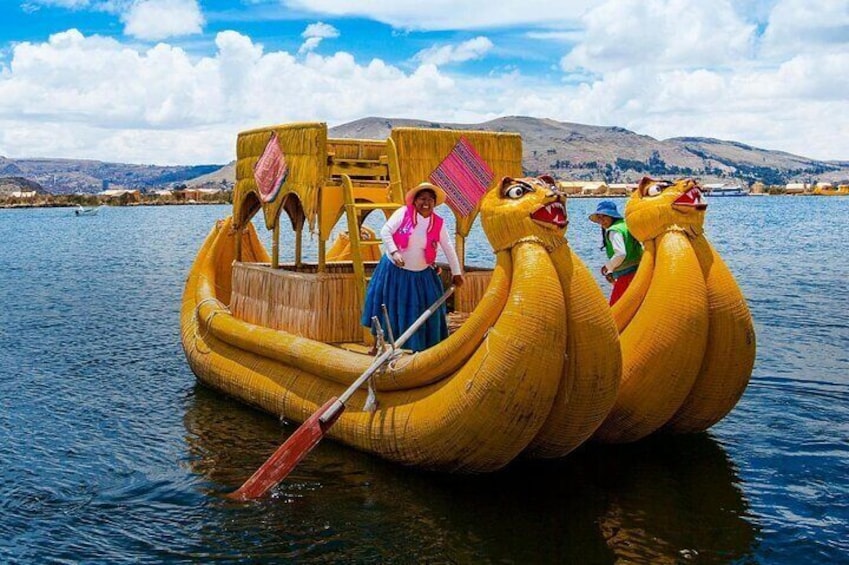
[298,21,339,54]
[122,0,204,40]
[302,21,340,39]
[20,0,134,15]
[759,0,849,59]
[1,0,848,164]
[561,0,756,72]
[283,0,599,30]
[526,30,583,43]
[414,36,493,66]
[22,0,94,8]
[0,29,469,164]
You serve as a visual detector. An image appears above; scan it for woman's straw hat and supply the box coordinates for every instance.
[405,181,446,207]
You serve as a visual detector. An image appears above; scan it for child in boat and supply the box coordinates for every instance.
[361,182,464,353]
[589,200,643,306]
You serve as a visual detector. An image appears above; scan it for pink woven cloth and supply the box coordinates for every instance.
[429,137,494,217]
[253,132,289,203]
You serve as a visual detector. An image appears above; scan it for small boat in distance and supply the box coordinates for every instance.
[74,205,103,216]
[703,183,749,197]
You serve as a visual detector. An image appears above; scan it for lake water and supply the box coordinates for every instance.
[1,196,847,563]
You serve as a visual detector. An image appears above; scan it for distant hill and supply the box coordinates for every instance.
[3,116,847,194]
[185,161,235,189]
[0,176,45,196]
[0,156,223,195]
[328,116,849,186]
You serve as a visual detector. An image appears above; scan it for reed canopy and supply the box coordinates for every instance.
[231,121,523,271]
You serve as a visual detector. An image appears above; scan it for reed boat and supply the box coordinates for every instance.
[812,184,849,196]
[596,177,756,443]
[181,122,621,472]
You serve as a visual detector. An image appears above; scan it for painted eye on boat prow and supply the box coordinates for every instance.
[644,183,667,197]
[504,183,532,199]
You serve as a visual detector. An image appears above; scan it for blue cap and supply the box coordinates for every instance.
[589,200,623,222]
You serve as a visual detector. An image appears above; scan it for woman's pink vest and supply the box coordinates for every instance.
[392,205,443,265]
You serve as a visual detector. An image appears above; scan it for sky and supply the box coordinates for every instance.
[0,0,847,165]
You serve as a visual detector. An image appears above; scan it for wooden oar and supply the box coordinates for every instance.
[229,286,456,500]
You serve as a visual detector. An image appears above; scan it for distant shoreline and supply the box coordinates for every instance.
[4,193,846,211]
[0,198,230,209]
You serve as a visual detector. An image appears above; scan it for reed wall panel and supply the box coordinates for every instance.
[454,269,493,314]
[230,262,366,343]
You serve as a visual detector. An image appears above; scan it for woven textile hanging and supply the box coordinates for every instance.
[429,137,494,217]
[253,131,289,203]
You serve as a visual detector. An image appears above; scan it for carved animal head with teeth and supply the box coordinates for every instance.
[625,177,708,242]
[480,175,569,252]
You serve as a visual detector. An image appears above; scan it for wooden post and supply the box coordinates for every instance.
[316,194,330,273]
[456,234,466,271]
[295,223,303,269]
[234,225,242,263]
[272,221,280,269]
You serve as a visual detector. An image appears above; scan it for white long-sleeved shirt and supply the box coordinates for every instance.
[604,229,627,273]
[380,207,462,276]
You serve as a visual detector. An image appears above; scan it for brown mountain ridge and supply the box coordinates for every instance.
[330,116,849,186]
[2,116,847,195]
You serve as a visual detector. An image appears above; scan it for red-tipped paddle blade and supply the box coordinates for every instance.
[228,397,344,500]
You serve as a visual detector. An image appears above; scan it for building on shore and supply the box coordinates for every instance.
[607,183,636,196]
[98,188,141,203]
[556,181,585,195]
[173,187,228,202]
[580,181,608,196]
[151,189,174,199]
[556,180,610,196]
[785,183,808,194]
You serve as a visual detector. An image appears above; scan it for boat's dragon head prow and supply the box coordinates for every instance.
[626,177,707,242]
[479,175,568,253]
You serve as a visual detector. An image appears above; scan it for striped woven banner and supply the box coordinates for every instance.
[429,137,494,217]
[254,131,289,203]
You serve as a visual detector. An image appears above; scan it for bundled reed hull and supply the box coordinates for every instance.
[595,177,756,443]
[182,120,631,473]
[183,218,569,472]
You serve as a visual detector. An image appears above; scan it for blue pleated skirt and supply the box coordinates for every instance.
[360,256,448,352]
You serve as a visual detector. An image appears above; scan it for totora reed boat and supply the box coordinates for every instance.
[181,122,754,475]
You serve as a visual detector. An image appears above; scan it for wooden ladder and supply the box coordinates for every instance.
[340,175,401,312]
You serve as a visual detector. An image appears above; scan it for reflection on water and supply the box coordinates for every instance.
[184,385,756,563]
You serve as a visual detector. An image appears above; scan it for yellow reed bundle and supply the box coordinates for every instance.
[662,235,755,433]
[524,246,621,458]
[390,128,523,237]
[325,228,382,262]
[234,122,328,231]
[325,231,352,261]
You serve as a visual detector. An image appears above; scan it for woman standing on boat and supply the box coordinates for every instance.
[589,200,642,306]
[361,182,464,353]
